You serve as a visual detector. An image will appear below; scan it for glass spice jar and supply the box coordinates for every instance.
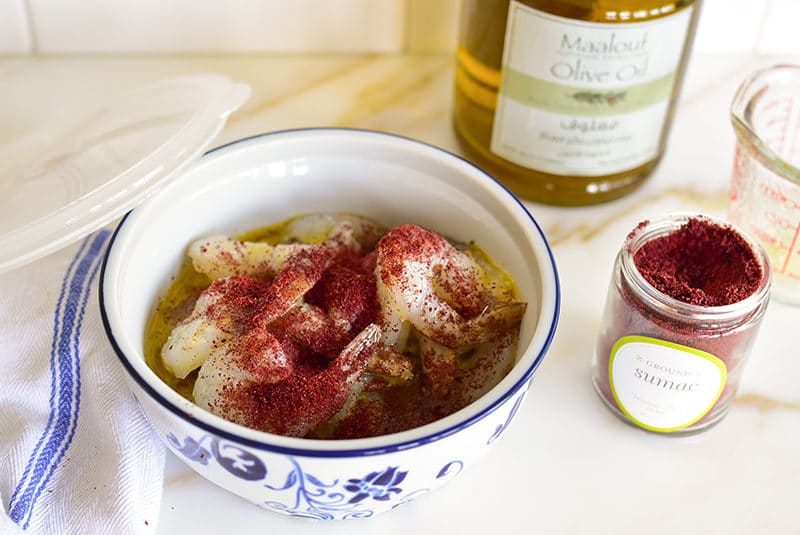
[592,213,771,434]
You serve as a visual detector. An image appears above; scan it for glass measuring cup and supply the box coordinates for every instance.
[728,65,800,305]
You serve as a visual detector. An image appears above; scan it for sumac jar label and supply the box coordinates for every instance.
[609,335,727,432]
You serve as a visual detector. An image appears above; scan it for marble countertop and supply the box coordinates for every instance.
[2,52,799,534]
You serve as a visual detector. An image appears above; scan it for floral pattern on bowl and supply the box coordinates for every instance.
[160,386,528,520]
[166,431,470,520]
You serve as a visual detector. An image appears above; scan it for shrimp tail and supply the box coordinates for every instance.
[415,301,527,349]
[334,323,382,384]
[460,302,528,346]
[271,323,382,437]
[419,335,457,398]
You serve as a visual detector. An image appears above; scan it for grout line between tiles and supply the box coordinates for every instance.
[21,0,37,55]
[752,0,774,54]
[402,0,413,52]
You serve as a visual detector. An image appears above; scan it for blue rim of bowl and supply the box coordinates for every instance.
[98,127,561,458]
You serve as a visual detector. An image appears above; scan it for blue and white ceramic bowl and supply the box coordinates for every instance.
[99,128,560,520]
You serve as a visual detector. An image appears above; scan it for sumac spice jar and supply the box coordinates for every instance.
[592,214,771,434]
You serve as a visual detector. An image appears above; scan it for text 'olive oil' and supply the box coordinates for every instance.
[454,0,700,205]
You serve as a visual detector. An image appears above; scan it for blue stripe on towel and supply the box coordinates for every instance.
[7,236,90,509]
[8,230,111,529]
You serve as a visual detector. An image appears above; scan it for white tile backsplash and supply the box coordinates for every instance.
[757,0,800,54]
[0,0,32,54]
[13,0,800,55]
[693,0,767,53]
[28,0,405,53]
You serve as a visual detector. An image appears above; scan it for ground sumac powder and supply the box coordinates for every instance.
[633,217,762,306]
[592,215,770,434]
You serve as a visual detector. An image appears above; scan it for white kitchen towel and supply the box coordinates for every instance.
[0,229,165,535]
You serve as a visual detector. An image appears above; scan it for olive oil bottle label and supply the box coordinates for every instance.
[491,2,693,177]
[609,336,727,432]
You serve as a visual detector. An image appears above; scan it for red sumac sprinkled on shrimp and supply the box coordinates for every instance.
[154,214,527,438]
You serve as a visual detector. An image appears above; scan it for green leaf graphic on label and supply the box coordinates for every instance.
[569,90,626,106]
[500,68,675,116]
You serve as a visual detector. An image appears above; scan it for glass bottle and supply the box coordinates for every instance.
[453,0,701,205]
[592,214,771,434]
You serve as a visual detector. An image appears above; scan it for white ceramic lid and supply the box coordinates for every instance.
[0,74,250,274]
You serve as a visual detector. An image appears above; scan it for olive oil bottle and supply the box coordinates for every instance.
[453,0,700,205]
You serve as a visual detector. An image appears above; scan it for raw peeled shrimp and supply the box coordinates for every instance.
[271,302,414,387]
[161,276,267,379]
[157,214,527,439]
[164,236,345,379]
[161,244,334,380]
[194,323,382,437]
[269,259,413,387]
[375,224,527,350]
[189,213,386,280]
[250,245,337,328]
[164,216,386,390]
[189,237,312,281]
[455,327,519,404]
[192,326,297,409]
[419,336,456,399]
[375,224,526,398]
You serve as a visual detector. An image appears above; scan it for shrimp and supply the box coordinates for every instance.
[287,213,386,256]
[375,224,527,350]
[273,302,413,388]
[162,243,336,379]
[365,346,414,384]
[188,213,385,280]
[269,302,349,358]
[162,213,529,441]
[161,276,267,379]
[195,323,382,437]
[306,261,379,339]
[164,218,382,381]
[192,326,297,410]
[189,236,313,280]
[453,327,520,404]
[251,245,337,328]
[419,335,457,398]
